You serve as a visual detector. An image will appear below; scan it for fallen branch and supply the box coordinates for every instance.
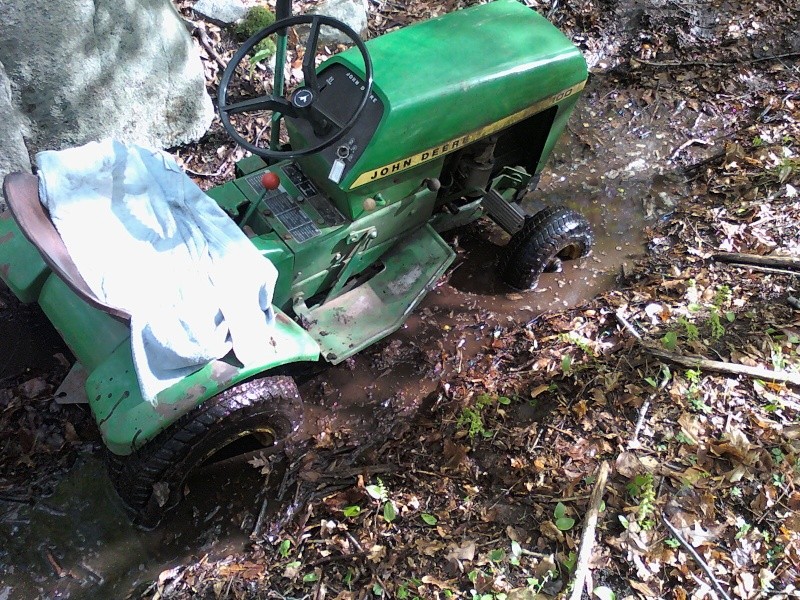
[720,263,800,277]
[661,512,733,600]
[190,22,228,70]
[567,461,611,600]
[789,296,800,310]
[712,252,800,272]
[644,344,800,386]
[631,51,800,68]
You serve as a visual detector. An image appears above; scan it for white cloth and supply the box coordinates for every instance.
[36,139,278,404]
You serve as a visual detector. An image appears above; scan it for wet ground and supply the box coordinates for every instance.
[0,74,715,598]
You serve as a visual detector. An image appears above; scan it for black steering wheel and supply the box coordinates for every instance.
[218,14,374,160]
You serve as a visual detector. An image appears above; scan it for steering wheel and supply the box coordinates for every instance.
[218,14,374,160]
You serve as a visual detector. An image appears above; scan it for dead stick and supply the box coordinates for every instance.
[712,252,800,271]
[251,469,274,539]
[190,23,228,70]
[661,513,733,600]
[670,138,713,160]
[614,309,642,341]
[567,461,610,600]
[644,344,800,386]
[719,263,800,277]
[631,51,800,68]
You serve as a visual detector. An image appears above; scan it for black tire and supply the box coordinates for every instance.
[499,205,593,290]
[107,376,303,528]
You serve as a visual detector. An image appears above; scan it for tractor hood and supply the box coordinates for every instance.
[292,0,587,198]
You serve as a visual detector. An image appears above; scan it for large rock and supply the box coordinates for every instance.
[0,62,31,211]
[0,0,213,156]
[193,0,248,26]
[312,0,369,44]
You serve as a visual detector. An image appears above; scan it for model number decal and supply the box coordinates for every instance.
[350,80,586,189]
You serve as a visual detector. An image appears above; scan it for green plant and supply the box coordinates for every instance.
[684,369,711,413]
[771,447,786,465]
[774,156,800,183]
[554,502,575,531]
[366,478,388,502]
[421,513,437,525]
[278,539,291,558]
[664,537,680,548]
[661,331,678,350]
[626,473,656,530]
[457,393,507,439]
[678,316,699,342]
[560,551,578,572]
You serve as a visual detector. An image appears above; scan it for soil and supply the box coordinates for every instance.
[1,1,799,599]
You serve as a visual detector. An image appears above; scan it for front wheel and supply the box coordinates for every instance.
[107,376,303,528]
[499,205,593,290]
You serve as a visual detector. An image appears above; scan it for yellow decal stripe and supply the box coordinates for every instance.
[350,80,586,189]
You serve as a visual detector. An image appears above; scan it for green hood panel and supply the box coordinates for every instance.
[333,0,587,192]
[86,309,319,456]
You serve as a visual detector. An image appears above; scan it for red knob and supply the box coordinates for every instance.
[261,171,281,191]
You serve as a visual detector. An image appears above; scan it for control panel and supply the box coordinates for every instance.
[240,163,347,243]
[287,63,385,184]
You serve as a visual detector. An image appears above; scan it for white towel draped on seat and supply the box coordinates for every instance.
[36,139,278,404]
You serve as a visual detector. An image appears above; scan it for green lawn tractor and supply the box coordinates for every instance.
[0,0,592,526]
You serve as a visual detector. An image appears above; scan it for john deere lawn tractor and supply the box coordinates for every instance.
[0,0,591,526]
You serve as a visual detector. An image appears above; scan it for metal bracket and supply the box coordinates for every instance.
[325,226,377,303]
[482,166,532,234]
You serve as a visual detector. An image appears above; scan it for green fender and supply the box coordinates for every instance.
[88,309,320,456]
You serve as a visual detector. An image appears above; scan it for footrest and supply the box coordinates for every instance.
[305,224,455,363]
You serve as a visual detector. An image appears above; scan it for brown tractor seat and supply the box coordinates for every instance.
[2,172,131,321]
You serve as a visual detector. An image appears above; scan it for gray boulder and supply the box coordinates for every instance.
[193,0,248,26]
[0,0,213,157]
[312,0,369,44]
[0,63,31,211]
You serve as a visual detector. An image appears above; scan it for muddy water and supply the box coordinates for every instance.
[0,76,703,598]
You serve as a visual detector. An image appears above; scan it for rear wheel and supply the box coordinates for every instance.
[107,376,303,528]
[499,205,593,290]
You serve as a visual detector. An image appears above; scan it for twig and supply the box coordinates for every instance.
[671,138,713,160]
[661,512,733,600]
[615,309,642,340]
[46,550,68,578]
[567,461,610,600]
[251,468,274,539]
[631,51,800,68]
[190,22,228,70]
[712,252,800,271]
[719,263,800,277]
[644,344,800,386]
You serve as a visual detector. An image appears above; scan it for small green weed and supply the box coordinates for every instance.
[457,393,509,439]
[684,369,711,413]
[678,315,699,342]
[554,502,575,531]
[626,473,656,530]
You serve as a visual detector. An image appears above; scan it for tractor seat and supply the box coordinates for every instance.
[2,171,131,321]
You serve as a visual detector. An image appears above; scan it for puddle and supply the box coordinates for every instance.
[0,75,714,598]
